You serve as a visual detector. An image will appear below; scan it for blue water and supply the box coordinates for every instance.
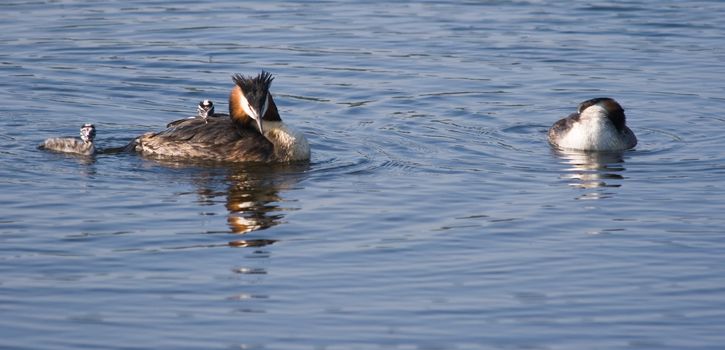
[2,1,725,349]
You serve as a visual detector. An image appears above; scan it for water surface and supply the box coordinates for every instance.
[2,1,725,349]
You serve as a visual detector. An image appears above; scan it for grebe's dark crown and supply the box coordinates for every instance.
[200,99,214,108]
[232,71,274,104]
[577,97,618,113]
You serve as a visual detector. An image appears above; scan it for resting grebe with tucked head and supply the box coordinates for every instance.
[128,71,310,163]
[548,97,637,151]
[40,123,96,155]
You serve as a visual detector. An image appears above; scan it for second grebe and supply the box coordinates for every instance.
[39,123,96,155]
[548,97,637,151]
[128,71,310,163]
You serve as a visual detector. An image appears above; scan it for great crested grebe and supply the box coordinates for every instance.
[128,71,310,163]
[548,97,637,151]
[40,123,96,155]
[166,99,219,128]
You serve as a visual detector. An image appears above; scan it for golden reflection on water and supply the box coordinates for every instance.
[224,173,285,234]
[209,163,307,235]
[155,159,308,236]
[553,149,628,199]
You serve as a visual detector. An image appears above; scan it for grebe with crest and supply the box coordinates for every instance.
[548,97,637,151]
[128,71,310,163]
[40,123,96,156]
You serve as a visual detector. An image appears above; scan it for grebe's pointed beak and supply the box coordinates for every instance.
[240,94,269,134]
[253,114,264,134]
[242,102,263,134]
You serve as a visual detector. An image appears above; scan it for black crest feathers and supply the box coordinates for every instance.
[232,71,274,95]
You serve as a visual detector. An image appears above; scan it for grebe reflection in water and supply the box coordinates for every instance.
[169,161,310,235]
[553,149,628,200]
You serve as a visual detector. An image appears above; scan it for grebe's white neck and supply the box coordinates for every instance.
[579,104,608,121]
[262,121,310,162]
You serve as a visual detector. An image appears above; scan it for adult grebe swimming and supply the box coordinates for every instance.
[548,97,637,151]
[40,123,96,155]
[128,71,310,163]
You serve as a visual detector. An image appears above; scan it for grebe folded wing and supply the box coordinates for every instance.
[547,112,579,145]
[130,116,274,162]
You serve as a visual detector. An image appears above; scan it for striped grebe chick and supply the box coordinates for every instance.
[166,99,219,128]
[197,99,215,123]
[40,123,96,155]
[129,71,310,163]
[548,97,637,151]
